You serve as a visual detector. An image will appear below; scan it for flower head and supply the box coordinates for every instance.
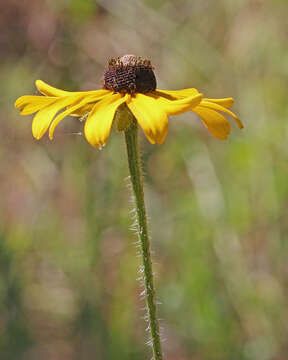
[15,55,243,148]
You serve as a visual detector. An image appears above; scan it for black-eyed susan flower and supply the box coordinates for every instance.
[15,55,243,148]
[14,55,244,360]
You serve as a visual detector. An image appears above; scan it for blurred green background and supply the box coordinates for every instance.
[1,0,288,359]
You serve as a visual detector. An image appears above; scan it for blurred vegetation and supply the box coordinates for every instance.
[1,0,288,359]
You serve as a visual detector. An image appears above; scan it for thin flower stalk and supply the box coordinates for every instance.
[124,119,163,360]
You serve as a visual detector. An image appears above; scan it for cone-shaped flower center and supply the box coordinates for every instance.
[103,55,157,94]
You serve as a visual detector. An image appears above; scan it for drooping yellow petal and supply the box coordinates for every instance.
[193,106,231,140]
[200,100,243,129]
[18,97,57,115]
[203,97,234,108]
[15,95,54,109]
[35,79,111,98]
[84,93,128,148]
[32,95,84,139]
[156,88,200,100]
[127,94,168,145]
[149,92,202,115]
[49,95,100,139]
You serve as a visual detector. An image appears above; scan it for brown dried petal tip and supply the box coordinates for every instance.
[103,55,157,94]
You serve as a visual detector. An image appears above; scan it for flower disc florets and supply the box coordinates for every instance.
[103,55,157,94]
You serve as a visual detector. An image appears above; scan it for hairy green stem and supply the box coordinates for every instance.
[124,121,163,360]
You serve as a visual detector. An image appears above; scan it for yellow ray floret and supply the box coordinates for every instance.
[84,93,129,148]
[14,79,243,148]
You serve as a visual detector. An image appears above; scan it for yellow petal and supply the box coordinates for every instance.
[155,88,200,100]
[35,79,111,98]
[127,94,168,145]
[193,106,231,140]
[19,97,57,115]
[32,95,84,139]
[15,95,54,109]
[203,97,234,108]
[200,100,243,129]
[149,92,202,115]
[49,96,99,139]
[84,93,127,148]
[35,80,73,97]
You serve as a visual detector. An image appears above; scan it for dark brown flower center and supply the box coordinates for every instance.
[103,55,156,94]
